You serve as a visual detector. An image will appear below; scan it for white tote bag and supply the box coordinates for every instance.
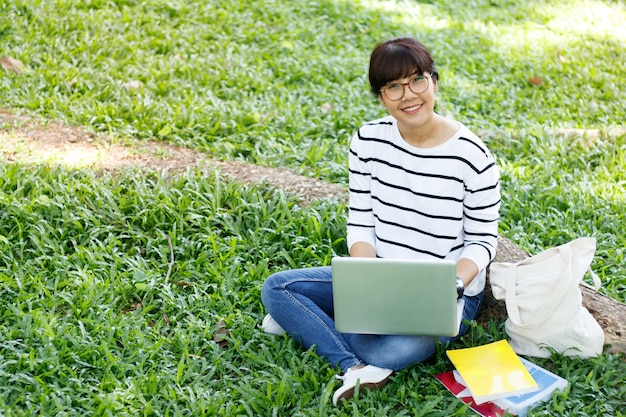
[490,237,604,358]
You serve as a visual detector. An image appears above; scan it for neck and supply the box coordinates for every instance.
[400,114,450,148]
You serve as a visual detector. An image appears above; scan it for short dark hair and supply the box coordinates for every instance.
[368,37,439,96]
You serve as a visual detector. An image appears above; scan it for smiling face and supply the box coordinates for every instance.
[379,72,438,132]
[368,38,440,136]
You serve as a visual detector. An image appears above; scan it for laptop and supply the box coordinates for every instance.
[331,256,462,336]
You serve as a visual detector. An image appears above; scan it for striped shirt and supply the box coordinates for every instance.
[347,116,501,296]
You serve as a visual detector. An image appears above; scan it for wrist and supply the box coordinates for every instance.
[456,277,465,299]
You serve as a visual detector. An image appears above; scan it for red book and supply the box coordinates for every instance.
[435,371,506,417]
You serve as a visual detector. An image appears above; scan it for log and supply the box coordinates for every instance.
[480,236,626,354]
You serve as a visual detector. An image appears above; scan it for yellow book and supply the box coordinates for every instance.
[446,340,539,405]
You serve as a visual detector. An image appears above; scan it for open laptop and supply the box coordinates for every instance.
[331,257,463,336]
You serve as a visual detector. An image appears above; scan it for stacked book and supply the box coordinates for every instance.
[436,340,568,417]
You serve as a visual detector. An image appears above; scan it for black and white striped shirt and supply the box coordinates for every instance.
[347,116,501,296]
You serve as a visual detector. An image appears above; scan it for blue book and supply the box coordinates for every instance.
[489,358,568,416]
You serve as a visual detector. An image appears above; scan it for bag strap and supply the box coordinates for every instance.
[581,267,602,290]
[505,242,575,327]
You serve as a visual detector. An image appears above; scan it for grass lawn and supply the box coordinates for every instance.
[1,0,625,415]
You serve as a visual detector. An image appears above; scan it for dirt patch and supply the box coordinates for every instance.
[0,109,347,204]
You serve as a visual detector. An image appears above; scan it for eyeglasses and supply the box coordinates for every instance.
[380,74,429,101]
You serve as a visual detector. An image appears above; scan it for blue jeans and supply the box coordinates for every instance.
[261,266,483,372]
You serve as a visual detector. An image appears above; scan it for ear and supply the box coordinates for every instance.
[378,94,386,108]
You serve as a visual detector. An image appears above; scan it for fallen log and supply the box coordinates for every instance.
[480,235,626,354]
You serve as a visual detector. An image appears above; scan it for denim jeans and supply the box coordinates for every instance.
[261,266,484,372]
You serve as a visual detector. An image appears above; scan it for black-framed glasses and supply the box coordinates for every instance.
[380,74,430,101]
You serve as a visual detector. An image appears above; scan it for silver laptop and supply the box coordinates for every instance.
[331,257,461,336]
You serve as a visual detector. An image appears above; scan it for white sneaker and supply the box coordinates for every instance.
[332,365,393,405]
[261,314,285,335]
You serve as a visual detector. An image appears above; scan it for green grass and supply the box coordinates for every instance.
[0,164,349,416]
[1,0,626,415]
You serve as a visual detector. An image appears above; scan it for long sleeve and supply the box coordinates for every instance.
[347,129,376,251]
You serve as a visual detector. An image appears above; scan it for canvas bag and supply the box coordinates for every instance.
[490,237,604,358]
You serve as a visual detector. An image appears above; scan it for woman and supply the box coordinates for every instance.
[261,37,501,406]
